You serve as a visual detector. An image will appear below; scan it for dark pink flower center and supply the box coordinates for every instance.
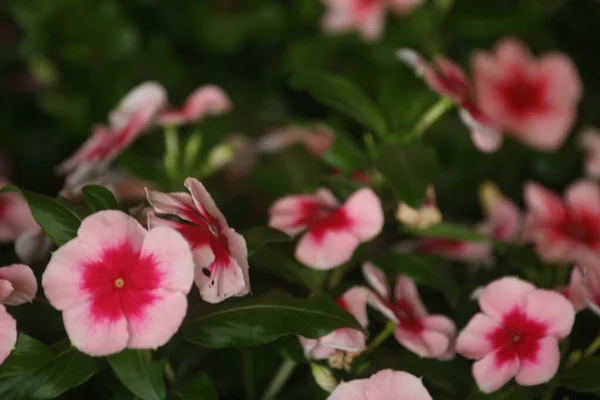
[393,299,423,333]
[417,237,465,254]
[81,241,161,322]
[558,209,600,245]
[487,307,547,366]
[497,70,548,117]
[298,201,352,243]
[357,0,380,12]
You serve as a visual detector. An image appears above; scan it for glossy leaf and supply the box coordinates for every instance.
[178,372,217,400]
[81,184,121,212]
[183,291,362,348]
[243,226,291,256]
[373,253,459,308]
[374,143,438,208]
[290,71,387,136]
[404,222,488,242]
[0,334,54,379]
[107,350,166,400]
[559,355,600,393]
[322,133,369,174]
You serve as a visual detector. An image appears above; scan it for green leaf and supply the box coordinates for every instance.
[372,253,460,308]
[290,71,387,136]
[559,355,600,393]
[0,347,98,400]
[404,222,488,242]
[0,334,54,378]
[243,226,292,257]
[2,186,81,246]
[81,185,121,212]
[178,372,217,400]
[107,350,166,400]
[468,384,539,399]
[183,291,362,348]
[374,143,438,208]
[322,133,369,174]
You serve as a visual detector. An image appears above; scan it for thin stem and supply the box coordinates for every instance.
[164,362,176,383]
[327,266,347,291]
[163,125,180,180]
[361,320,396,358]
[584,334,600,357]
[402,97,454,142]
[260,359,296,400]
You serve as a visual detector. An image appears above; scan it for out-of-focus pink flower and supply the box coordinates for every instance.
[42,210,194,356]
[60,170,155,204]
[579,127,600,179]
[396,185,442,229]
[397,48,502,153]
[0,264,37,306]
[321,0,424,42]
[559,265,600,315]
[0,305,16,366]
[109,82,167,131]
[412,237,492,265]
[522,180,600,265]
[362,262,456,359]
[472,38,582,151]
[256,125,334,158]
[477,181,522,241]
[147,178,250,304]
[269,188,384,270]
[456,277,574,393]
[327,368,432,400]
[157,85,232,126]
[299,287,368,362]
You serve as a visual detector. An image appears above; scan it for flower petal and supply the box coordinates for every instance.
[319,328,366,352]
[0,264,37,306]
[14,228,52,264]
[395,275,427,318]
[268,194,316,236]
[524,290,575,339]
[184,178,228,228]
[295,229,359,270]
[395,326,450,358]
[366,369,433,400]
[515,336,560,386]
[361,262,391,303]
[566,180,600,220]
[146,189,199,222]
[472,350,520,393]
[327,378,369,400]
[195,253,247,304]
[479,277,536,321]
[456,313,500,360]
[524,182,566,223]
[340,286,368,328]
[0,305,17,365]
[77,210,147,254]
[342,188,384,241]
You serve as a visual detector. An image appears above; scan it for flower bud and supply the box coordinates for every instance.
[311,363,338,393]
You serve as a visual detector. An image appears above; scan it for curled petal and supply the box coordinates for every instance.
[0,305,17,365]
[0,264,37,306]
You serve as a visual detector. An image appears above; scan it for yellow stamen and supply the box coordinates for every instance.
[115,278,125,289]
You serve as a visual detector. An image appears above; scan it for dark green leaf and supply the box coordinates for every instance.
[559,355,600,393]
[107,350,165,400]
[0,334,54,378]
[290,71,387,136]
[468,384,539,399]
[404,222,488,242]
[183,291,362,348]
[372,253,459,308]
[374,143,438,208]
[178,372,217,400]
[82,185,121,212]
[243,226,291,257]
[322,133,369,174]
[0,348,98,400]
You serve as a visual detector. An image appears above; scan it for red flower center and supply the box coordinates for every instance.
[487,307,547,366]
[390,299,423,333]
[417,237,465,254]
[81,241,162,322]
[498,70,548,117]
[558,209,600,245]
[298,201,352,243]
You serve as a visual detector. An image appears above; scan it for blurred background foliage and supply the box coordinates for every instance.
[1,0,600,398]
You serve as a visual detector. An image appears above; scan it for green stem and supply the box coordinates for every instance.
[165,362,176,383]
[327,266,347,291]
[163,125,180,180]
[584,334,600,357]
[261,359,296,400]
[242,350,256,400]
[361,321,396,358]
[402,97,454,142]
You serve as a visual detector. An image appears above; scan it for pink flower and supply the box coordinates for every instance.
[522,180,600,265]
[327,369,432,400]
[146,178,250,304]
[579,127,600,179]
[60,170,155,204]
[42,210,194,356]
[560,265,600,315]
[456,277,574,393]
[472,38,582,151]
[411,238,492,265]
[397,48,502,153]
[108,81,167,131]
[322,0,423,42]
[0,305,16,366]
[477,181,522,241]
[300,287,368,360]
[268,188,384,270]
[256,125,334,158]
[157,85,232,126]
[396,186,442,229]
[0,264,37,306]
[362,262,456,359]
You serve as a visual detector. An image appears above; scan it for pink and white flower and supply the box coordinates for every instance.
[0,264,37,306]
[42,210,194,356]
[327,369,432,400]
[256,125,334,158]
[269,188,384,270]
[456,277,574,393]
[322,0,424,42]
[397,48,502,153]
[560,265,600,315]
[60,170,154,204]
[472,38,582,151]
[157,85,232,126]
[579,127,600,179]
[299,287,368,361]
[0,305,16,366]
[108,81,167,131]
[522,180,600,265]
[362,262,456,359]
[146,178,250,303]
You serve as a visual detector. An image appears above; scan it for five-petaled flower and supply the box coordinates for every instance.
[321,0,423,42]
[362,262,456,359]
[269,188,384,270]
[299,287,368,366]
[473,38,582,151]
[147,178,250,304]
[327,369,432,400]
[523,180,600,266]
[42,210,194,356]
[456,277,574,393]
[157,85,232,126]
